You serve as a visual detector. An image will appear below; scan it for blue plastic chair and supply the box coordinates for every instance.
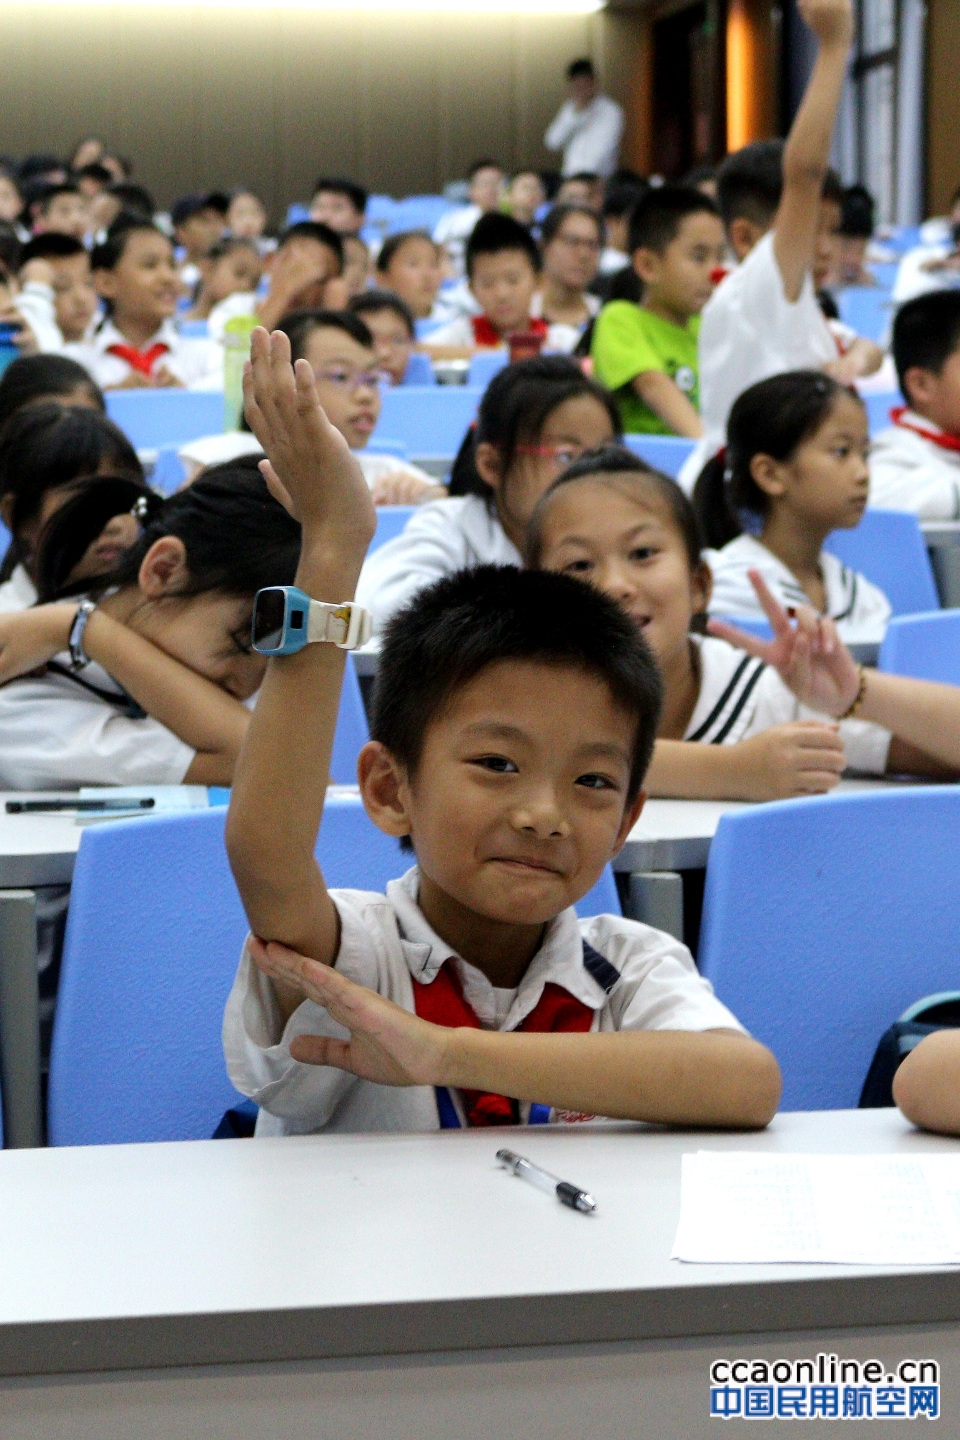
[862,391,903,436]
[149,445,188,494]
[868,260,903,286]
[178,318,210,338]
[879,609,960,684]
[574,865,621,919]
[285,202,310,227]
[837,287,893,344]
[698,787,960,1110]
[361,438,409,460]
[467,351,508,389]
[106,390,225,448]
[329,658,371,785]
[388,197,454,236]
[0,516,10,555]
[47,793,409,1146]
[373,385,482,458]
[370,505,415,553]
[823,507,940,616]
[402,352,437,386]
[711,615,774,641]
[623,434,697,480]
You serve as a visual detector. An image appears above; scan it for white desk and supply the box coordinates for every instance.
[0,1109,957,1437]
[922,519,960,607]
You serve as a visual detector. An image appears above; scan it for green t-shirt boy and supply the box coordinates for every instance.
[591,301,700,435]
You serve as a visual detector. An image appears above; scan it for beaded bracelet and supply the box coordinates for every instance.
[838,665,867,720]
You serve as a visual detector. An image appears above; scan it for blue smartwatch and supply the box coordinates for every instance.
[251,586,372,656]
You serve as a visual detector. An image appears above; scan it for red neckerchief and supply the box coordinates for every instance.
[106,341,170,376]
[470,315,548,348]
[891,406,960,454]
[411,960,593,1127]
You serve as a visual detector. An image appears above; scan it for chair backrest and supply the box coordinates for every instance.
[149,445,188,494]
[48,794,409,1146]
[712,615,774,640]
[861,391,904,436]
[361,438,409,459]
[623,433,697,481]
[285,202,310,227]
[329,657,371,785]
[697,787,960,1109]
[574,864,621,919]
[402,352,437,386]
[373,385,482,459]
[370,505,415,553]
[388,197,454,235]
[0,515,10,554]
[106,390,225,448]
[467,351,508,389]
[836,287,894,344]
[823,508,939,616]
[879,608,960,684]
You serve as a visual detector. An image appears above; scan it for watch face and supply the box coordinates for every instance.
[251,588,288,654]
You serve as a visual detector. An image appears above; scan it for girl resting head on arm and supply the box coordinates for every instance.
[0,461,301,790]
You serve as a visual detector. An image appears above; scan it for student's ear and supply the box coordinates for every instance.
[631,247,660,285]
[93,267,117,303]
[612,789,646,855]
[727,218,762,262]
[748,452,786,499]
[474,441,505,495]
[137,535,190,597]
[357,741,415,842]
[691,558,713,615]
[902,365,934,412]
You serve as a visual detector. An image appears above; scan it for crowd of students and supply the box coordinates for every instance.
[2,0,960,1140]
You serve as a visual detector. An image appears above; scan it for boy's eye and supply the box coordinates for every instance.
[629,545,658,562]
[562,558,594,575]
[471,754,519,774]
[576,772,618,791]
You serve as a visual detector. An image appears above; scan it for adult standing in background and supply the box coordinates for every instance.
[545,58,624,181]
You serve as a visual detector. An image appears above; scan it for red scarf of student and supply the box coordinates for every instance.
[106,341,169,376]
[411,960,593,1126]
[470,316,548,349]
[891,406,960,454]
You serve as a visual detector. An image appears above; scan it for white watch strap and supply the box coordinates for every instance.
[306,599,373,650]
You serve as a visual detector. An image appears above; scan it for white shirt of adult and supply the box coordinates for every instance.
[678,232,838,493]
[355,493,521,634]
[544,94,624,179]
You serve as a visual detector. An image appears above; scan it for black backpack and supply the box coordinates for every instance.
[859,992,960,1108]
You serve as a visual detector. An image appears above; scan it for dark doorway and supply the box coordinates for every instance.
[651,1,721,178]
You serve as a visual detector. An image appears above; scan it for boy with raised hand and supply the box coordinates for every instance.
[680,0,873,491]
[870,292,960,519]
[591,186,725,438]
[221,327,781,1137]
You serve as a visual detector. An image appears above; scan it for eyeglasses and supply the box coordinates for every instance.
[553,233,601,252]
[313,367,389,391]
[514,442,586,468]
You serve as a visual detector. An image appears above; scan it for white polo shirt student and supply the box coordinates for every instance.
[705,530,891,646]
[223,866,744,1136]
[356,494,520,635]
[0,657,193,790]
[0,563,37,614]
[686,632,890,774]
[63,316,224,391]
[869,410,960,520]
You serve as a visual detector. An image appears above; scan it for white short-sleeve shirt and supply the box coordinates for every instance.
[0,564,38,614]
[222,866,745,1137]
[869,414,960,520]
[891,244,960,306]
[705,532,892,645]
[355,493,521,633]
[686,634,891,775]
[176,432,435,496]
[0,655,195,790]
[679,233,839,492]
[64,318,224,391]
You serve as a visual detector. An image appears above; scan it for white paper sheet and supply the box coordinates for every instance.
[672,1152,960,1265]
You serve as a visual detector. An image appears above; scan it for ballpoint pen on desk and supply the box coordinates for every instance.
[496,1148,597,1214]
[5,798,156,814]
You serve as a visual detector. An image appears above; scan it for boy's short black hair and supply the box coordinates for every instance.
[171,192,229,228]
[376,229,438,274]
[76,162,112,187]
[603,181,647,221]
[840,184,875,239]
[468,158,502,181]
[347,289,415,337]
[821,168,844,207]
[276,220,344,269]
[466,212,541,279]
[716,139,784,229]
[311,177,368,216]
[106,182,155,219]
[278,306,374,359]
[19,233,86,265]
[33,182,81,215]
[892,292,960,398]
[567,58,594,80]
[628,185,719,256]
[373,565,662,826]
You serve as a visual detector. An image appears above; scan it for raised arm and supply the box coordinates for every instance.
[224,329,377,978]
[773,0,853,301]
[709,571,960,771]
